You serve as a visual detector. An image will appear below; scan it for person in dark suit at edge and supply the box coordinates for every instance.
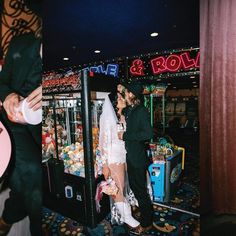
[118,81,154,235]
[0,1,42,235]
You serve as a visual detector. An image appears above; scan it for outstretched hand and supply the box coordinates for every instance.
[3,93,22,118]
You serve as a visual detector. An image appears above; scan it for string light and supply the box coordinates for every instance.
[44,48,199,89]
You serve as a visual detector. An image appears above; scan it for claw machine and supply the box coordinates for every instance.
[143,84,185,203]
[148,142,185,203]
[42,70,110,227]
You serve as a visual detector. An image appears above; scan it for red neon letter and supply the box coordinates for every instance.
[180,52,195,69]
[151,56,166,74]
[130,59,145,76]
[195,51,200,68]
[166,54,181,72]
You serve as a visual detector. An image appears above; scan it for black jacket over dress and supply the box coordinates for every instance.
[123,104,154,227]
[0,32,42,236]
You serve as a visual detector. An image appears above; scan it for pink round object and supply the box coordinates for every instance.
[0,121,11,177]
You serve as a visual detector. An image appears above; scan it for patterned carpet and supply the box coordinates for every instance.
[42,205,200,236]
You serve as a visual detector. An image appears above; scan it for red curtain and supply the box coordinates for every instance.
[200,0,236,214]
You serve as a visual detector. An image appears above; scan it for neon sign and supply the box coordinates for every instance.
[83,63,119,77]
[151,51,199,75]
[130,59,145,76]
[42,75,79,88]
[129,51,199,76]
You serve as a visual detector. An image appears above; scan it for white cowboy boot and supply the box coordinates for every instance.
[115,202,140,228]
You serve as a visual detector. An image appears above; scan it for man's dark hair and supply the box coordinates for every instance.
[126,89,141,106]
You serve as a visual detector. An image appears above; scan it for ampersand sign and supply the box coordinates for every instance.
[130,59,145,76]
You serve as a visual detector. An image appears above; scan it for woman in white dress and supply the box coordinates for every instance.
[98,90,140,229]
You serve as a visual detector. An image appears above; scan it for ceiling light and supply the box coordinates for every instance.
[150,32,159,37]
[192,81,197,84]
[173,86,177,89]
[157,79,161,81]
[168,83,171,85]
[94,50,101,54]
[190,76,195,78]
[63,57,69,61]
[193,85,198,88]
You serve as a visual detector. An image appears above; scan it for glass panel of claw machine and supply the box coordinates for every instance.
[42,97,58,162]
[55,94,104,178]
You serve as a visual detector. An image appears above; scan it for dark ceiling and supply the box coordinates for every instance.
[43,0,199,89]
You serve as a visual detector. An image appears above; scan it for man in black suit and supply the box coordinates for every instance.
[0,27,42,236]
[118,81,153,235]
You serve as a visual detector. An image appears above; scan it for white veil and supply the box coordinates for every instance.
[99,95,118,166]
[100,95,118,124]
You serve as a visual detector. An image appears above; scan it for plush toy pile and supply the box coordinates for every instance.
[43,110,102,178]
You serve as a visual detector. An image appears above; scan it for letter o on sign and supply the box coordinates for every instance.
[166,55,181,72]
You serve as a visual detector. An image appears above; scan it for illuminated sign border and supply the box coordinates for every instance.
[129,49,199,78]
